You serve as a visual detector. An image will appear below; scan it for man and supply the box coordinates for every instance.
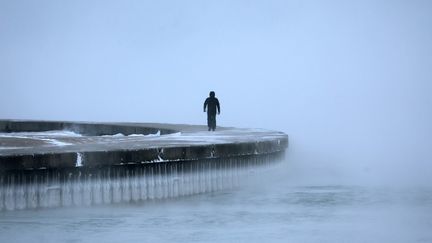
[203,91,220,131]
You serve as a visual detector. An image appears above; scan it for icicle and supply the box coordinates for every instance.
[0,152,284,211]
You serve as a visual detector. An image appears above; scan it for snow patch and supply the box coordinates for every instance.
[0,130,82,137]
[41,138,72,146]
[101,131,161,137]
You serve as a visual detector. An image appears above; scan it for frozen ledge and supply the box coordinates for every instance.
[0,120,288,171]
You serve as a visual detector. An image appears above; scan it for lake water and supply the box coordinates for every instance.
[1,159,431,243]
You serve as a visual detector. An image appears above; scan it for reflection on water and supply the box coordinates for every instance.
[0,162,431,243]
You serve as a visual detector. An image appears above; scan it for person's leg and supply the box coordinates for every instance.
[207,114,211,131]
[209,114,216,131]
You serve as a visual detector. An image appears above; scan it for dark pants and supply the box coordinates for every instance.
[207,114,216,131]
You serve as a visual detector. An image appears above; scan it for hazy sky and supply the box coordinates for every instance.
[1,0,431,184]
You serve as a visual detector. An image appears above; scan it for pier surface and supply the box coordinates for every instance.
[0,120,288,211]
[0,120,288,171]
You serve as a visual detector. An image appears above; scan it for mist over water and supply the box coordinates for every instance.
[1,161,432,243]
[1,0,432,242]
[1,0,431,183]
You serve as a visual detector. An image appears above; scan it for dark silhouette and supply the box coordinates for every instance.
[203,91,220,131]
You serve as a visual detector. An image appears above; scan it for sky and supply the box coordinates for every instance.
[1,0,431,185]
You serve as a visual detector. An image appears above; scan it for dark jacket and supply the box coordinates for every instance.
[204,97,220,115]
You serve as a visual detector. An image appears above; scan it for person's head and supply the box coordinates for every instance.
[209,91,215,98]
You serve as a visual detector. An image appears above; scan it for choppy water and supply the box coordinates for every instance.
[1,160,431,243]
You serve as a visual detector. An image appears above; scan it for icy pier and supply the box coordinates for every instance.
[0,120,288,210]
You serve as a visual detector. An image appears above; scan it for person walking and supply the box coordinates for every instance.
[203,91,220,131]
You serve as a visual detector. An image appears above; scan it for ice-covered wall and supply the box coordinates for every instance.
[0,153,284,211]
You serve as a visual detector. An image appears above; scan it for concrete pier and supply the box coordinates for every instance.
[0,120,288,210]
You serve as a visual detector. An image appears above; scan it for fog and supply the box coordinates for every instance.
[1,0,431,186]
